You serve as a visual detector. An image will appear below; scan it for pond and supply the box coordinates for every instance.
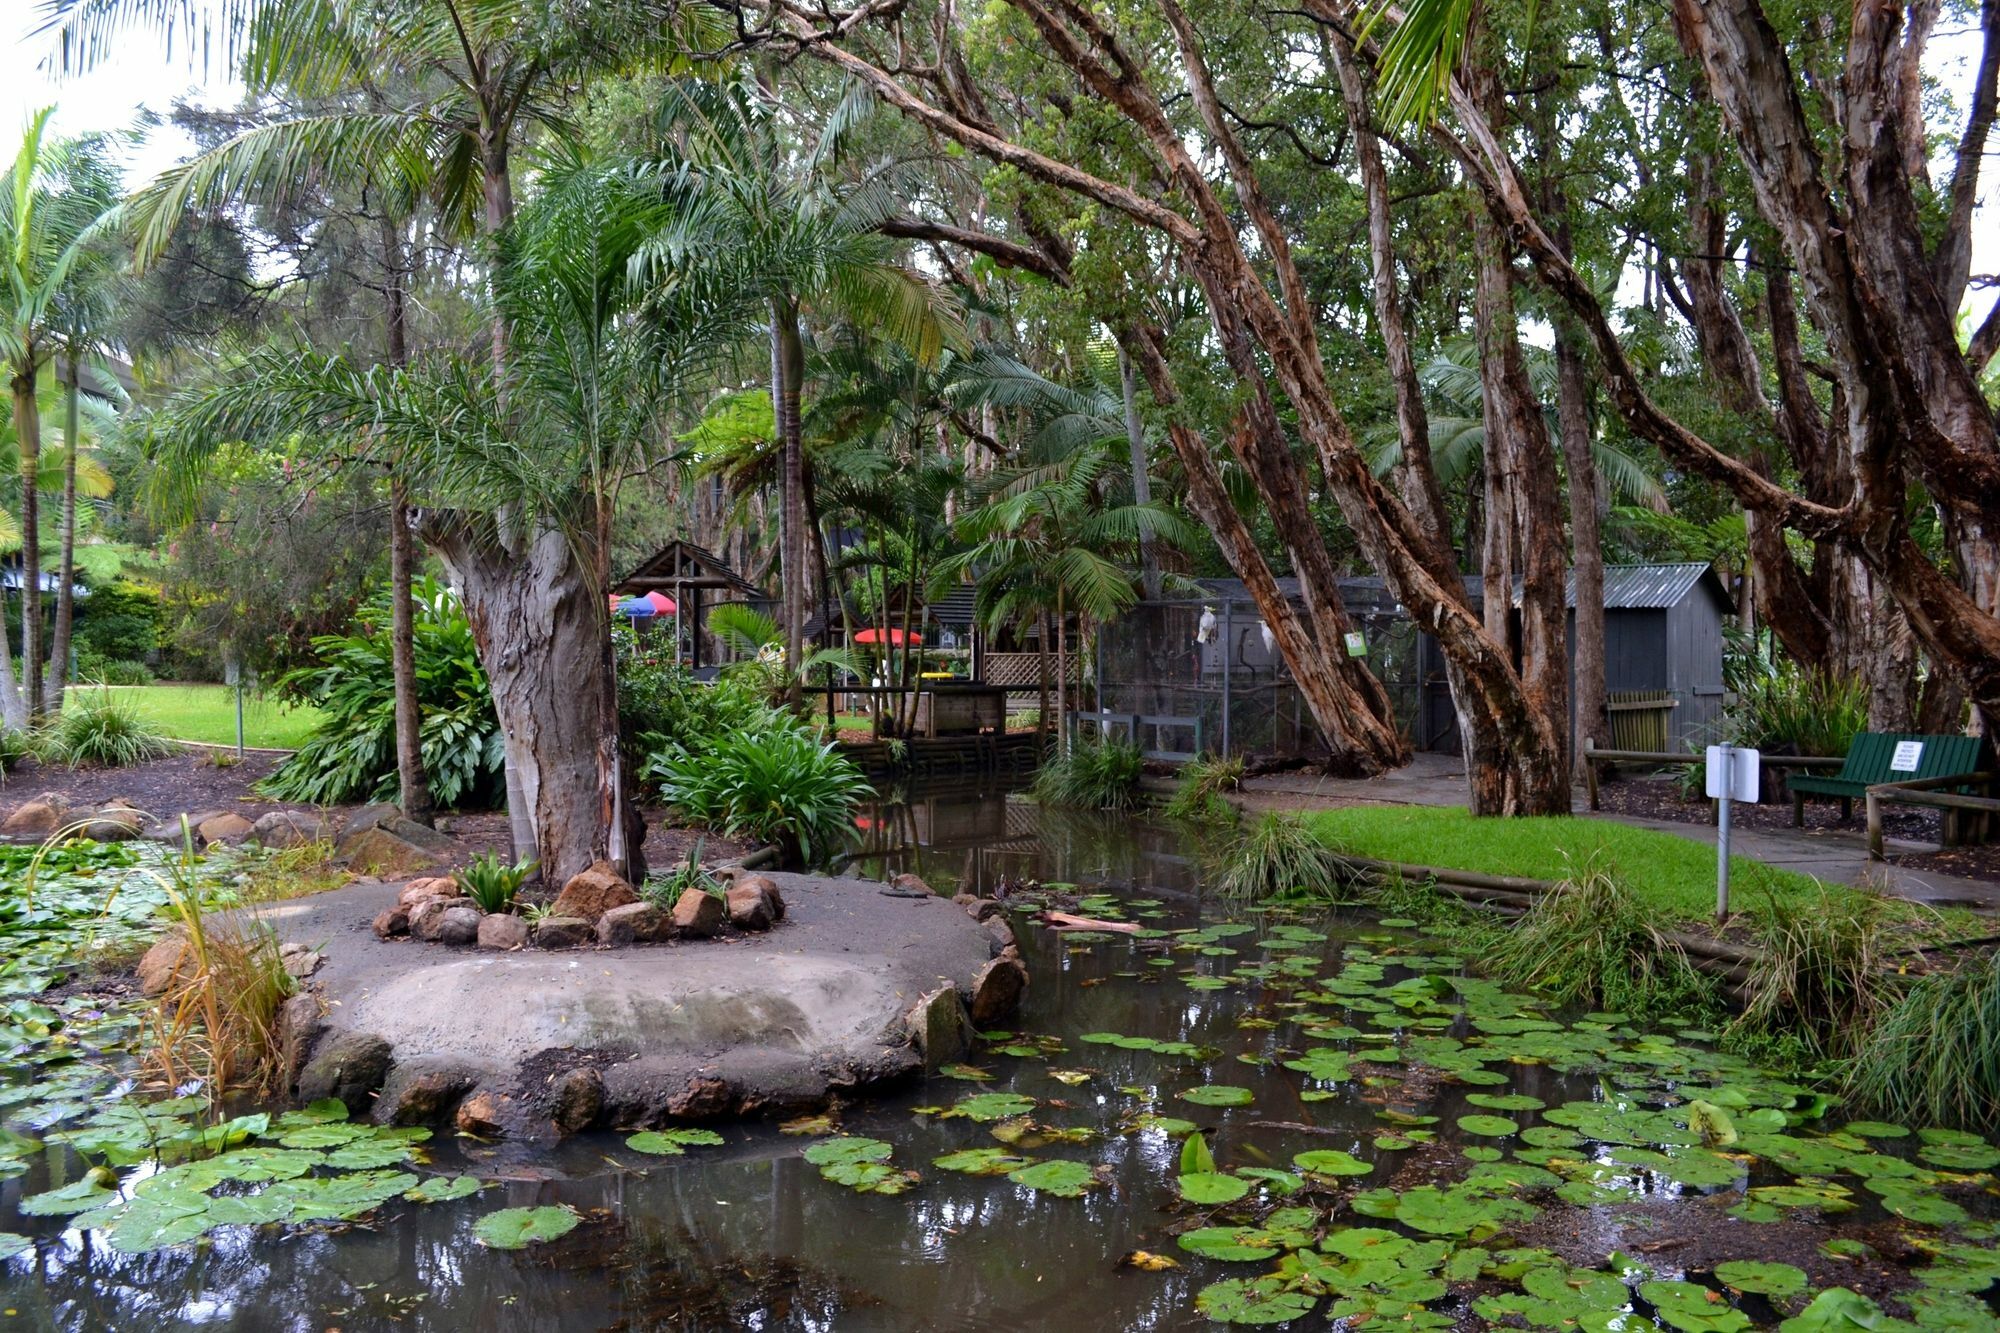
[2,794,1996,1330]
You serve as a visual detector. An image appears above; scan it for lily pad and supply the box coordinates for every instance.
[1179,1171,1251,1204]
[946,1092,1038,1122]
[0,1232,28,1260]
[403,1174,483,1204]
[627,1128,726,1156]
[1178,1085,1255,1107]
[1008,1159,1095,1197]
[1457,1114,1520,1137]
[933,1147,1033,1175]
[473,1204,581,1249]
[1292,1149,1372,1177]
[1194,1277,1319,1325]
[1714,1260,1808,1298]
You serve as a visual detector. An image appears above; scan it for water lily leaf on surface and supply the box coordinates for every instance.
[18,1175,118,1216]
[1178,1085,1254,1107]
[1292,1149,1371,1177]
[1639,1278,1753,1333]
[1235,1167,1305,1194]
[1466,1093,1545,1112]
[1179,1171,1251,1204]
[1457,1114,1519,1137]
[945,1092,1038,1122]
[1777,1288,1887,1332]
[1713,1261,1808,1298]
[1008,1159,1096,1197]
[933,1147,1033,1175]
[1194,1277,1318,1325]
[626,1128,726,1156]
[1178,1226,1287,1262]
[473,1204,581,1249]
[1870,1184,1968,1226]
[403,1174,483,1204]
[937,1064,992,1081]
[1839,1121,1907,1139]
[0,1232,29,1260]
[1917,1140,2000,1171]
[1686,1100,1739,1147]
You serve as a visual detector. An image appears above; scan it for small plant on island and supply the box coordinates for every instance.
[641,839,722,910]
[648,715,871,867]
[453,852,538,915]
[1215,812,1350,903]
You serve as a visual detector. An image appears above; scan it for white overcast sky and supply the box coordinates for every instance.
[1,0,1993,317]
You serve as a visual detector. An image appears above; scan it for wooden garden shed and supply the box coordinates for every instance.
[612,540,773,668]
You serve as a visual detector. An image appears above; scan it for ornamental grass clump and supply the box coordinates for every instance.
[1730,881,1903,1063]
[1215,812,1351,903]
[453,852,537,914]
[1846,948,2000,1134]
[1485,859,1718,1023]
[36,687,174,768]
[649,714,871,867]
[1162,754,1243,824]
[1030,737,1145,810]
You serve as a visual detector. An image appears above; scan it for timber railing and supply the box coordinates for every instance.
[1578,736,1842,813]
[1864,773,2000,859]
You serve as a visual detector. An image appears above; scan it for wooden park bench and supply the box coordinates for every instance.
[1786,732,1990,834]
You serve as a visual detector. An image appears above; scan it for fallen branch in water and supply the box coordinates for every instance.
[1039,911,1143,934]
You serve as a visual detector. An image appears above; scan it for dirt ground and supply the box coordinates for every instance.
[0,750,741,874]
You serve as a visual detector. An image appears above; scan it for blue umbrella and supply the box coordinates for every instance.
[617,597,656,618]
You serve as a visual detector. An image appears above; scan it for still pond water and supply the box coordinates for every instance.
[1,789,1996,1331]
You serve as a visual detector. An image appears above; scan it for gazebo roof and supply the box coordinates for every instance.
[613,540,768,600]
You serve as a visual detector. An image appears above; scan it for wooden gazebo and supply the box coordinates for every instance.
[613,540,772,668]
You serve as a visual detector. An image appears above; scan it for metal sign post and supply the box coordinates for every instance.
[1705,743,1760,922]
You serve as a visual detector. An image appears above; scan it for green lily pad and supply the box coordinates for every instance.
[933,1147,1033,1175]
[1840,1121,1908,1139]
[1292,1149,1372,1176]
[1778,1288,1886,1332]
[1194,1277,1319,1325]
[1465,1093,1545,1112]
[1179,1171,1251,1204]
[1179,1226,1287,1262]
[627,1128,726,1155]
[472,1204,581,1249]
[1178,1085,1254,1107]
[18,1176,117,1216]
[1640,1278,1752,1332]
[1457,1114,1520,1137]
[1008,1159,1095,1197]
[0,1233,28,1260]
[403,1174,483,1204]
[1714,1260,1808,1298]
[946,1092,1038,1122]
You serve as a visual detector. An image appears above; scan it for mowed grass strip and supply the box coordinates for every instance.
[65,685,323,750]
[1301,805,1835,923]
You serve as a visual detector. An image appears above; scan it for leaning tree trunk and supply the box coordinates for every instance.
[12,368,45,721]
[1117,349,1162,601]
[48,355,81,701]
[431,516,623,886]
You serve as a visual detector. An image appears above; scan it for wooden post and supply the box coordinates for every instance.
[1866,790,1885,860]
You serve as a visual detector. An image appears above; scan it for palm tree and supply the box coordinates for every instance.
[939,395,1198,750]
[146,153,765,882]
[0,109,121,724]
[647,75,964,677]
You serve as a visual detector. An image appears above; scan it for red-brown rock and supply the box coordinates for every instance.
[549,860,639,925]
[968,954,1028,1026]
[671,887,725,938]
[725,884,775,931]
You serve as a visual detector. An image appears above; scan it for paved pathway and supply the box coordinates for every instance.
[1237,754,2000,911]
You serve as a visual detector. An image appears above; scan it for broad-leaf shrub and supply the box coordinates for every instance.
[260,578,503,808]
[646,716,870,866]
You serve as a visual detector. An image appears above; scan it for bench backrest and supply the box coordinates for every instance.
[1838,732,1987,785]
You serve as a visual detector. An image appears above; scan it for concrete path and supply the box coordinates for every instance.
[1236,754,2000,911]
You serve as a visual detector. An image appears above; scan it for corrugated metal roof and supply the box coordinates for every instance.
[1581,562,1718,610]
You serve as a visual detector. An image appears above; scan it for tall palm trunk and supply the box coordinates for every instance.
[49,354,80,702]
[1117,349,1161,600]
[771,295,807,689]
[1055,588,1069,755]
[379,215,434,825]
[12,368,44,721]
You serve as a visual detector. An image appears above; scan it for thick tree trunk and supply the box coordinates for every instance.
[1123,327,1408,774]
[12,369,44,721]
[772,295,808,683]
[435,519,619,887]
[1555,333,1607,771]
[49,356,80,700]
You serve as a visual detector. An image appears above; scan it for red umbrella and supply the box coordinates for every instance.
[644,591,677,614]
[853,627,921,645]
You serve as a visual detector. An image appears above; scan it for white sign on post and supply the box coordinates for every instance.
[1889,740,1924,773]
[1704,745,1760,803]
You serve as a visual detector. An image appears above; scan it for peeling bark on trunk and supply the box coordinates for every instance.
[1116,348,1161,601]
[431,518,631,886]
[1556,334,1607,770]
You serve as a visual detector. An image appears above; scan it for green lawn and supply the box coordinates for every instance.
[1301,804,1830,923]
[66,684,324,750]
